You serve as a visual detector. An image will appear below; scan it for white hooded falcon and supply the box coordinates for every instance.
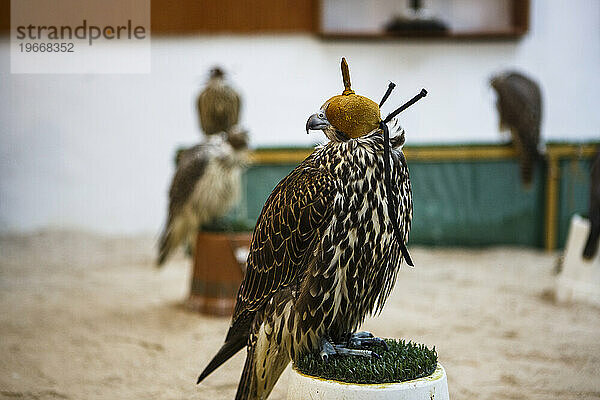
[157,127,248,266]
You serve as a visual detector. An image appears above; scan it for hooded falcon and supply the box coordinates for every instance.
[196,58,426,400]
[197,67,241,136]
[157,127,248,266]
[491,71,543,186]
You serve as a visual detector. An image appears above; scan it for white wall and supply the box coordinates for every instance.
[1,0,598,234]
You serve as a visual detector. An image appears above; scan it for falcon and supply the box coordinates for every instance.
[583,151,600,259]
[196,58,426,400]
[197,67,241,136]
[491,71,543,186]
[157,127,248,266]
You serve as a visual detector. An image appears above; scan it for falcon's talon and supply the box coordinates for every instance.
[352,331,374,338]
[332,345,373,358]
[319,338,337,361]
[319,335,379,360]
[378,338,389,351]
[348,331,388,351]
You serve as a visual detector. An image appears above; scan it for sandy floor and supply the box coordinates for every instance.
[1,231,599,400]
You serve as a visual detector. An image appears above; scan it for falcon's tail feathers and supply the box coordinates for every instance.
[197,334,247,385]
[583,215,600,260]
[519,155,536,186]
[157,216,194,267]
[583,231,599,259]
[157,228,173,267]
[234,347,255,400]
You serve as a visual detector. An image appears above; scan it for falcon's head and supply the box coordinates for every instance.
[489,70,541,135]
[226,126,249,151]
[306,58,381,142]
[209,66,225,80]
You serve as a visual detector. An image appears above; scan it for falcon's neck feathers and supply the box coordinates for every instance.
[321,117,405,144]
[207,75,226,88]
[316,128,405,158]
[322,125,351,142]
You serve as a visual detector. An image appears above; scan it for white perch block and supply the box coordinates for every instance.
[556,215,600,306]
[288,363,449,400]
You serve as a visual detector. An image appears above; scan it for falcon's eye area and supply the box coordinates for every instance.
[306,111,331,133]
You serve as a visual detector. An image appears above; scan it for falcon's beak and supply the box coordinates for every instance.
[306,112,330,134]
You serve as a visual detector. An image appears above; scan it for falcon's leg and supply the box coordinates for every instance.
[348,331,389,351]
[186,232,197,258]
[319,332,386,361]
[319,337,336,360]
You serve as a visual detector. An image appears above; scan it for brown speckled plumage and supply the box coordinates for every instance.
[198,67,241,136]
[491,71,543,185]
[157,130,248,266]
[197,128,412,400]
[197,58,417,400]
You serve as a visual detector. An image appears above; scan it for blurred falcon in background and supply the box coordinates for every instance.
[197,67,241,136]
[491,71,543,186]
[157,127,248,266]
[583,151,600,260]
[196,58,425,400]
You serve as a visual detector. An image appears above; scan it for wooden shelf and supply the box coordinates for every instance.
[318,29,527,41]
[1,0,530,40]
[317,0,530,41]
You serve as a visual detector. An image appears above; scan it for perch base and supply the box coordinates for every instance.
[186,231,250,316]
[288,363,449,400]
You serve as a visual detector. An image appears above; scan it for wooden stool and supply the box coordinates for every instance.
[186,232,251,316]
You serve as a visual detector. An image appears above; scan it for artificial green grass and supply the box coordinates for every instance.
[294,339,437,384]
